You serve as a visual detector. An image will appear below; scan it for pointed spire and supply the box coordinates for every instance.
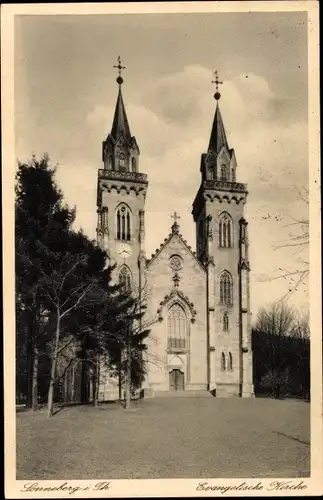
[208,69,229,153]
[111,86,132,141]
[111,56,132,141]
[208,102,229,153]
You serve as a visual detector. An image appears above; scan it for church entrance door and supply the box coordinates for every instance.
[169,369,184,391]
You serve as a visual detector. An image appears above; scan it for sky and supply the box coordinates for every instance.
[15,11,309,317]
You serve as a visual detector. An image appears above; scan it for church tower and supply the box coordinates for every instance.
[96,58,148,291]
[192,72,254,397]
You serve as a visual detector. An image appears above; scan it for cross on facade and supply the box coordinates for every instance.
[113,56,126,85]
[171,211,181,225]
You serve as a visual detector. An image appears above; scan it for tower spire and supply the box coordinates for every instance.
[111,56,131,141]
[208,70,228,153]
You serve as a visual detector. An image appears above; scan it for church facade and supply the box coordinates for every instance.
[96,68,254,398]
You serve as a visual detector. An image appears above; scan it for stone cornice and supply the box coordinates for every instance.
[192,180,248,217]
[98,169,148,184]
[203,180,247,192]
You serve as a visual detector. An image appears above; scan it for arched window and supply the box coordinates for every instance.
[119,266,132,294]
[221,352,226,371]
[220,164,229,181]
[231,168,235,182]
[223,312,229,331]
[219,213,233,248]
[116,204,131,241]
[220,271,233,305]
[168,303,187,350]
[228,352,233,371]
[131,157,136,173]
[119,153,126,171]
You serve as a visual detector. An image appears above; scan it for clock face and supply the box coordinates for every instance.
[117,242,132,259]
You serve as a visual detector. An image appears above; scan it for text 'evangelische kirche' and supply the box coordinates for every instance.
[96,62,254,398]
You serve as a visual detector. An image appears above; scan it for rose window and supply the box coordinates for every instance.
[170,255,182,271]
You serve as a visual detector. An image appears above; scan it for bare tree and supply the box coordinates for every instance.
[270,186,309,301]
[290,310,310,339]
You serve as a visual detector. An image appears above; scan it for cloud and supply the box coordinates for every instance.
[18,64,309,314]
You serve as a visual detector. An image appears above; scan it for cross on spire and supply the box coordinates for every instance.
[211,70,223,101]
[113,56,126,85]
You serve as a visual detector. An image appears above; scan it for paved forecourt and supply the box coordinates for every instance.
[16,397,310,479]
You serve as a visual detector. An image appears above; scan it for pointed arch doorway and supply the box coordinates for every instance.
[169,369,185,391]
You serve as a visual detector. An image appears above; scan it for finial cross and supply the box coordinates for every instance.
[113,56,126,78]
[171,211,181,224]
[211,70,223,92]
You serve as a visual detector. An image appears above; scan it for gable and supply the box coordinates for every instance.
[146,232,205,276]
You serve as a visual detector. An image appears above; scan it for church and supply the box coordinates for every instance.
[95,61,254,398]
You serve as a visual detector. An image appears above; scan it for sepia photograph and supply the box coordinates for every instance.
[2,1,321,497]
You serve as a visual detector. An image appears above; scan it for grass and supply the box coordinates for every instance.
[16,397,310,479]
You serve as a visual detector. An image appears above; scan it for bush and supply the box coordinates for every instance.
[260,368,291,399]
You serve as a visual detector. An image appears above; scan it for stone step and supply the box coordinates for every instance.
[154,390,214,398]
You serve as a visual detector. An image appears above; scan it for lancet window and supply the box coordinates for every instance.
[167,303,187,350]
[223,312,229,331]
[228,352,233,371]
[219,213,233,248]
[119,266,132,294]
[221,352,226,371]
[116,204,131,241]
[220,271,233,305]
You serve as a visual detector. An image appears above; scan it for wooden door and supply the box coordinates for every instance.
[169,369,184,391]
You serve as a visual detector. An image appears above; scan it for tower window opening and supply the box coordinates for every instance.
[221,352,226,371]
[131,157,136,173]
[106,154,112,170]
[220,271,233,305]
[119,266,132,294]
[116,205,131,241]
[220,164,228,181]
[219,213,233,248]
[119,153,126,171]
[223,312,229,331]
[231,168,235,182]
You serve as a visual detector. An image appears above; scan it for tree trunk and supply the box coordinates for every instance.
[32,341,39,411]
[47,312,61,418]
[118,366,122,401]
[80,347,88,404]
[92,355,100,406]
[124,334,131,409]
[26,325,34,408]
[118,348,122,401]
